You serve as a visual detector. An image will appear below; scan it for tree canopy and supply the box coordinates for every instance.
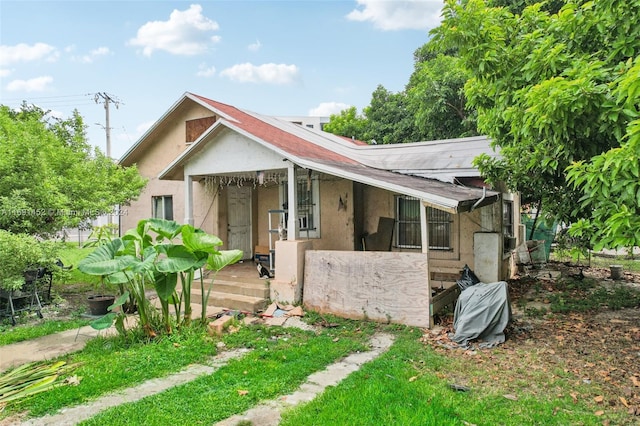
[0,104,147,236]
[432,0,640,250]
[325,50,478,144]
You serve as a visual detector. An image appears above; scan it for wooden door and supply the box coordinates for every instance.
[227,186,252,259]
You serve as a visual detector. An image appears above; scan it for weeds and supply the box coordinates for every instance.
[548,276,640,313]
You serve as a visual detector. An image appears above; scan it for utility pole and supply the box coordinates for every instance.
[93,92,121,227]
[94,92,120,158]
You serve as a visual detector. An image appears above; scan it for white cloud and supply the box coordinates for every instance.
[309,102,352,116]
[74,46,111,64]
[248,39,262,52]
[220,63,300,85]
[128,4,221,56]
[0,42,58,65]
[346,0,443,31]
[6,76,54,92]
[0,69,12,78]
[196,63,216,77]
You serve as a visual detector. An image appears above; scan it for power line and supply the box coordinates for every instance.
[93,92,123,158]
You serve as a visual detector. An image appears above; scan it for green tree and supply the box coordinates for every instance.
[566,57,640,251]
[407,53,478,140]
[432,0,640,242]
[323,106,368,142]
[0,104,147,236]
[363,85,421,144]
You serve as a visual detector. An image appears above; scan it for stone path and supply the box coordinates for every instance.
[20,349,251,426]
[215,332,395,426]
[3,324,394,426]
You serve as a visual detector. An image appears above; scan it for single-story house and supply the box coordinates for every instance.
[119,92,521,328]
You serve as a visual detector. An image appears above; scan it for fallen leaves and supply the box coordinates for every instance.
[421,262,640,420]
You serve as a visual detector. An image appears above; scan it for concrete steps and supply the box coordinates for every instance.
[191,286,269,313]
[185,274,269,313]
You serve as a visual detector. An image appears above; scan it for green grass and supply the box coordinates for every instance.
[1,316,377,423]
[2,316,634,425]
[280,329,613,426]
[551,249,640,272]
[547,277,640,313]
[80,322,376,425]
[0,318,89,346]
[1,324,217,419]
[56,243,102,290]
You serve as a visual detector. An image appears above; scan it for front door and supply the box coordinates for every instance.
[227,185,252,259]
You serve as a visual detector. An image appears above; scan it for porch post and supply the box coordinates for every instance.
[286,162,297,241]
[184,174,194,226]
[420,202,433,327]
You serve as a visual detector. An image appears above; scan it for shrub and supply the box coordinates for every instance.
[0,230,60,291]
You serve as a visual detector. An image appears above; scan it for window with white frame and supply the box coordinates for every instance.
[152,196,173,221]
[280,171,320,238]
[395,195,454,250]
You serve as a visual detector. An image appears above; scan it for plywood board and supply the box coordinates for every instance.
[303,251,430,327]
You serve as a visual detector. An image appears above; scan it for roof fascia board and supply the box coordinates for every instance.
[157,114,499,213]
[120,92,233,164]
[186,93,239,123]
[290,159,467,212]
[158,118,229,180]
[120,92,194,163]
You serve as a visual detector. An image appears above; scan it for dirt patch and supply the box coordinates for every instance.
[423,261,640,421]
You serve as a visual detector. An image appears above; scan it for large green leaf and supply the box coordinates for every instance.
[155,245,202,273]
[128,249,157,274]
[77,239,133,276]
[154,271,178,301]
[181,225,222,254]
[206,249,243,272]
[89,312,117,330]
[147,218,183,241]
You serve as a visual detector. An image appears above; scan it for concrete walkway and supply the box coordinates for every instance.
[0,325,113,372]
[215,332,395,426]
[20,348,252,426]
[0,302,222,373]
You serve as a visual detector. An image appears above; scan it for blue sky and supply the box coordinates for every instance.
[0,0,444,159]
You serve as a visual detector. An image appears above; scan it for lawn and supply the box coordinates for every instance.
[1,252,638,425]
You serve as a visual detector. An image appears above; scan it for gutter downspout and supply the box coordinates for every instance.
[470,187,487,212]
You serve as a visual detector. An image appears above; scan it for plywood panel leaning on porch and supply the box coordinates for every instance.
[303,251,430,328]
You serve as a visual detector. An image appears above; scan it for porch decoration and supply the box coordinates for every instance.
[203,172,286,190]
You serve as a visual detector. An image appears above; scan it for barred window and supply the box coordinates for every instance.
[280,172,320,238]
[395,196,452,250]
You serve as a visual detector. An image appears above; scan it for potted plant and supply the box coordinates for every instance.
[82,224,119,316]
[85,277,116,316]
[78,218,243,336]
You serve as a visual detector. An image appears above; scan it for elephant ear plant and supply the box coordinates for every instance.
[78,218,242,337]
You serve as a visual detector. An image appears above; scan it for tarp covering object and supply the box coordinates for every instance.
[452,281,511,348]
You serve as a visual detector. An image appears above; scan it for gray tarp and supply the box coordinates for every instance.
[452,281,511,348]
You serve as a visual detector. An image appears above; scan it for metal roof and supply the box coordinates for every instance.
[131,93,501,213]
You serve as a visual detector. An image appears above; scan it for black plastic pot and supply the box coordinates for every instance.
[87,295,115,316]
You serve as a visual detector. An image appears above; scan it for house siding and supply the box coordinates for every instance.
[120,102,218,236]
